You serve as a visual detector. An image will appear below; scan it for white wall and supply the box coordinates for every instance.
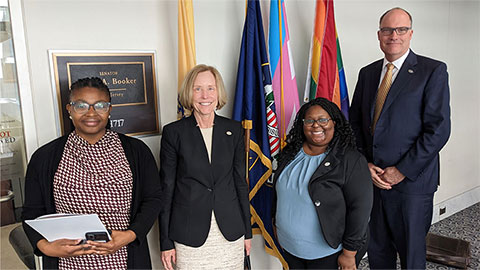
[19,0,480,269]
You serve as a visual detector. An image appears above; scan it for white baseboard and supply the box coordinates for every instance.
[432,186,480,224]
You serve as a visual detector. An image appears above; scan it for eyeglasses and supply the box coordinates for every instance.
[70,101,111,114]
[303,118,331,127]
[379,27,411,36]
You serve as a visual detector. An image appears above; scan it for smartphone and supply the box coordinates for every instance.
[85,231,110,242]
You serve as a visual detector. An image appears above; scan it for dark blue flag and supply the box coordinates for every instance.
[233,0,286,268]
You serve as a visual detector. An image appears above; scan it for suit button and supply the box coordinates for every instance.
[207,188,212,192]
[314,201,321,207]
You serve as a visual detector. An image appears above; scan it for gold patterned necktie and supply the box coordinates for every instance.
[372,63,395,132]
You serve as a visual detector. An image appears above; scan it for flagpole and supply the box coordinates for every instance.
[242,120,252,187]
[245,130,250,187]
[277,0,285,149]
[242,0,250,188]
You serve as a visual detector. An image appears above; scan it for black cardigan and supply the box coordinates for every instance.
[21,133,162,269]
[273,140,373,252]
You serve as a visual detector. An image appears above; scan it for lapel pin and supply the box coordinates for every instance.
[226,131,232,135]
[324,162,331,166]
[408,69,414,74]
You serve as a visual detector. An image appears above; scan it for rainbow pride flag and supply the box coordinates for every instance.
[269,0,300,147]
[304,0,349,119]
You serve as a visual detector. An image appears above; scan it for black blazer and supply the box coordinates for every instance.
[159,114,252,251]
[350,50,451,194]
[21,133,162,269]
[272,140,373,252]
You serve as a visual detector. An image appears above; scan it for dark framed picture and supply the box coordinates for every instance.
[49,51,159,136]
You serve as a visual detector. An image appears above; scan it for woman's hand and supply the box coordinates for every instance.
[37,239,95,258]
[244,239,252,256]
[161,249,176,270]
[87,230,136,256]
[337,248,357,270]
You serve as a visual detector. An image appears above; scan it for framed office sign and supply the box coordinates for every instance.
[49,51,159,137]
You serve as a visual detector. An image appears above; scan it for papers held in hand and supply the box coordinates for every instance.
[25,213,111,242]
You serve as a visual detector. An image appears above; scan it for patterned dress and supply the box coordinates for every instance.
[53,130,133,270]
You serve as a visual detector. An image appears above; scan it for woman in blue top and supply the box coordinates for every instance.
[273,98,373,270]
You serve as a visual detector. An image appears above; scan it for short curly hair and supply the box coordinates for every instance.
[69,77,111,102]
[277,97,356,165]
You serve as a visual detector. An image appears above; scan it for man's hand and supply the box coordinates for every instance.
[161,249,176,270]
[368,163,391,189]
[37,239,95,258]
[87,230,136,256]
[380,166,405,186]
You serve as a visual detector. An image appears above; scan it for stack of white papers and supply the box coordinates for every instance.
[25,213,110,242]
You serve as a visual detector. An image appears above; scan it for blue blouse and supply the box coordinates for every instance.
[275,148,342,259]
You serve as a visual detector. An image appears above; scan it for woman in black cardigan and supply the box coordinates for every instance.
[273,98,373,270]
[22,77,161,269]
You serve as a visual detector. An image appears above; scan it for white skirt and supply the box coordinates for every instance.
[174,212,244,270]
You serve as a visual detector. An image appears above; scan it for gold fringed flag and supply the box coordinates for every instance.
[233,0,287,268]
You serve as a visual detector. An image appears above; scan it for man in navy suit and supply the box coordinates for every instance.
[350,7,451,269]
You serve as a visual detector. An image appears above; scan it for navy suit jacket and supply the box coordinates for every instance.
[159,114,252,251]
[350,50,451,194]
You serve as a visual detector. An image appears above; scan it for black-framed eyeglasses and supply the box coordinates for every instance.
[70,101,111,114]
[379,27,411,36]
[303,118,331,127]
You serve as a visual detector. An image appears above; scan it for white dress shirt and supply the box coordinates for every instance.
[378,48,410,87]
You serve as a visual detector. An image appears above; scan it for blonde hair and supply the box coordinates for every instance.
[179,64,227,111]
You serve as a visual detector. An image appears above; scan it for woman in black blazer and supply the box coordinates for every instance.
[273,98,373,270]
[159,64,252,270]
